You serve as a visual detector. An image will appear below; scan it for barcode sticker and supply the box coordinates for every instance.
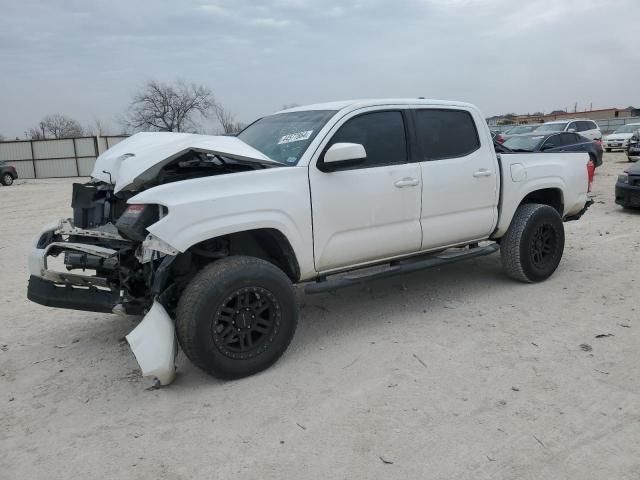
[278,130,313,144]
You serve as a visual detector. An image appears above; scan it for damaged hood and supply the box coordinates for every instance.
[92,132,277,193]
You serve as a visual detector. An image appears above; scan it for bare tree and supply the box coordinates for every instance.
[86,118,111,137]
[27,114,84,139]
[214,105,245,134]
[26,124,46,139]
[43,114,84,138]
[125,80,215,132]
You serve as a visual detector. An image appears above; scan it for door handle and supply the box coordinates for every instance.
[472,169,492,178]
[394,177,419,188]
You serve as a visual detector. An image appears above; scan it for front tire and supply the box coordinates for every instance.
[1,173,13,186]
[500,203,565,283]
[176,256,298,380]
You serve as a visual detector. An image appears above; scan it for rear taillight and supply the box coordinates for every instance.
[587,160,595,193]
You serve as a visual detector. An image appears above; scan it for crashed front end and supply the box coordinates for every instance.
[27,182,179,384]
[26,132,277,385]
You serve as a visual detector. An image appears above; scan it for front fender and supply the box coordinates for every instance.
[129,167,316,279]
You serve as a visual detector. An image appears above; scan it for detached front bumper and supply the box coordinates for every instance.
[27,219,178,385]
[26,220,123,314]
[27,275,117,313]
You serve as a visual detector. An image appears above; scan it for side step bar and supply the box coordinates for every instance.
[304,243,500,294]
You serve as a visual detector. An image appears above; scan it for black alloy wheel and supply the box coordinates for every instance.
[212,287,280,360]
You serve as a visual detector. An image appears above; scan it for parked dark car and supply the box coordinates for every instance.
[615,161,640,209]
[0,161,18,186]
[626,130,640,162]
[502,132,603,167]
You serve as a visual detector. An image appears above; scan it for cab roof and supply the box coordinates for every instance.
[276,98,476,114]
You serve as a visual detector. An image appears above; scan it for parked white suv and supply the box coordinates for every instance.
[604,123,640,152]
[27,98,594,385]
[535,119,601,141]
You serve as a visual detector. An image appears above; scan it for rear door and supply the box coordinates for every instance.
[309,109,422,272]
[540,133,563,151]
[412,107,499,250]
[559,133,584,152]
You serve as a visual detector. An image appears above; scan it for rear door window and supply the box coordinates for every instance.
[578,121,594,132]
[542,134,562,149]
[561,133,581,145]
[414,109,480,160]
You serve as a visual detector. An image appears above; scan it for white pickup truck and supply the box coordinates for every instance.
[27,99,593,385]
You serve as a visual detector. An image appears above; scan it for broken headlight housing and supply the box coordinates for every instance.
[115,204,161,242]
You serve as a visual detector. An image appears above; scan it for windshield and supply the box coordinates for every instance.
[535,123,566,133]
[237,110,336,165]
[503,135,545,151]
[613,124,640,134]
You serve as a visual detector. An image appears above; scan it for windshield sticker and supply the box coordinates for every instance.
[278,130,313,144]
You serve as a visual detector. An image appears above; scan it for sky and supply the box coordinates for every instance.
[0,0,638,138]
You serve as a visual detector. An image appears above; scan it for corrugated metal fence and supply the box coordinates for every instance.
[0,135,128,179]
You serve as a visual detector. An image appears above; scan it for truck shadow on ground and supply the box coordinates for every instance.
[171,254,517,387]
[290,255,512,350]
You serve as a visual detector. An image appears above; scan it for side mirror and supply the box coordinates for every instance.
[319,143,366,172]
[541,143,555,151]
[568,128,576,133]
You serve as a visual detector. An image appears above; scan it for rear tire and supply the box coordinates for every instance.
[176,256,298,380]
[500,203,565,283]
[1,173,13,186]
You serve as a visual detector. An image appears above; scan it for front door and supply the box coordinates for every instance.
[309,109,422,272]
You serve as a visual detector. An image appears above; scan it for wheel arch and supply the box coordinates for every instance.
[493,182,567,239]
[180,227,301,282]
[520,187,564,215]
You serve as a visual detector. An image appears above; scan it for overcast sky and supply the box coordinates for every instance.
[0,0,637,137]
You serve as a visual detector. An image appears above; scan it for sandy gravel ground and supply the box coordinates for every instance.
[1,152,639,480]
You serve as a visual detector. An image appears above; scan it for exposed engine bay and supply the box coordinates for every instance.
[28,150,276,317]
